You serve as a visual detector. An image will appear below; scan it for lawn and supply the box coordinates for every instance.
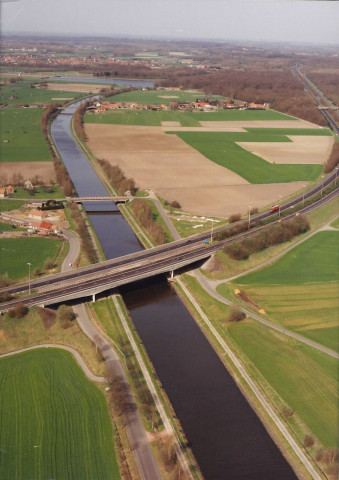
[235,231,339,285]
[227,319,339,447]
[172,131,322,183]
[11,185,64,199]
[0,221,25,232]
[0,107,52,162]
[0,199,25,212]
[330,217,339,228]
[0,349,120,480]
[0,237,62,280]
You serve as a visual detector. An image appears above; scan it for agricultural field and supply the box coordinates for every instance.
[84,107,294,127]
[103,88,226,105]
[0,107,52,162]
[227,319,339,448]
[84,91,333,216]
[227,231,339,351]
[0,199,25,212]
[0,349,120,480]
[0,237,63,281]
[172,131,324,183]
[0,77,80,105]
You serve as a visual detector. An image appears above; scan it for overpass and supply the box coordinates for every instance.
[68,196,131,204]
[0,187,337,312]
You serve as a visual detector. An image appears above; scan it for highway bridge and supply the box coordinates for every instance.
[0,188,337,312]
[68,196,131,204]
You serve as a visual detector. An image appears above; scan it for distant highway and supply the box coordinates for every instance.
[293,64,339,136]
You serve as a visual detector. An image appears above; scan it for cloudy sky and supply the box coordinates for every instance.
[2,0,339,45]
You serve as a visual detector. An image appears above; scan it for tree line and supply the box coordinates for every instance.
[97,159,136,196]
[130,199,168,245]
[67,202,97,264]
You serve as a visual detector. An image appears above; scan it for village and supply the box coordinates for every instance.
[88,92,270,113]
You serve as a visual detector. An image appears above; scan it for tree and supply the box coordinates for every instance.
[8,303,28,318]
[228,306,246,322]
[303,434,315,449]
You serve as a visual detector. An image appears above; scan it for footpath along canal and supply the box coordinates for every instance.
[51,88,297,480]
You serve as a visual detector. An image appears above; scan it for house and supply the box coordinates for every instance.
[29,209,47,220]
[39,220,52,231]
[0,188,8,198]
[6,185,15,194]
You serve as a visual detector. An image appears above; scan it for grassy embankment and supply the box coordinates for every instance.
[0,349,120,480]
[171,130,327,183]
[0,237,65,281]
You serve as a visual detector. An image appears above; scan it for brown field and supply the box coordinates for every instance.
[2,162,56,183]
[46,83,103,93]
[85,123,314,217]
[237,136,334,165]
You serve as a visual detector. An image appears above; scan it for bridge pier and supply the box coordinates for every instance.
[92,293,96,303]
[168,270,175,283]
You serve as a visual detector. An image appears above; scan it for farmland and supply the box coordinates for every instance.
[84,107,294,127]
[172,131,323,183]
[0,349,120,480]
[227,319,339,448]
[103,88,226,105]
[0,237,63,280]
[0,107,52,162]
[226,231,339,351]
[0,77,80,105]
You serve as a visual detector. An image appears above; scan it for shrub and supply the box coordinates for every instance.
[224,242,249,260]
[8,303,28,318]
[169,200,181,209]
[57,304,75,329]
[303,434,315,449]
[228,213,241,224]
[228,306,246,322]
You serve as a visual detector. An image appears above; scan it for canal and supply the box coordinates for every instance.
[51,92,297,480]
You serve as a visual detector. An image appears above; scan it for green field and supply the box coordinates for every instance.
[85,107,294,127]
[245,127,332,136]
[0,221,24,232]
[11,186,64,199]
[0,77,80,105]
[0,199,25,212]
[225,232,339,351]
[0,349,120,480]
[103,88,225,105]
[236,231,339,285]
[0,237,62,280]
[330,217,339,228]
[0,107,52,162]
[172,131,322,183]
[227,319,339,447]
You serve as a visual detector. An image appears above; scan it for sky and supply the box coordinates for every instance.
[2,0,339,45]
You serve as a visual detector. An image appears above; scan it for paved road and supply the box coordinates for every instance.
[176,277,324,480]
[62,229,80,271]
[147,190,181,241]
[74,303,162,480]
[0,344,106,382]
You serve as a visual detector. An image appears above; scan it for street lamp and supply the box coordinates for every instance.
[335,167,339,186]
[248,206,252,230]
[302,185,306,205]
[210,218,214,243]
[27,262,31,295]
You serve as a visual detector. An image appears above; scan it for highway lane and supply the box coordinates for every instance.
[0,188,337,311]
[1,184,338,301]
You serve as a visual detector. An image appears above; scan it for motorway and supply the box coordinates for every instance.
[0,187,337,311]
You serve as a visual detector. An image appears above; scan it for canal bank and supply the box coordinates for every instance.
[51,91,298,480]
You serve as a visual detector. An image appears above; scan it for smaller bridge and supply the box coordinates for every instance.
[68,196,131,204]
